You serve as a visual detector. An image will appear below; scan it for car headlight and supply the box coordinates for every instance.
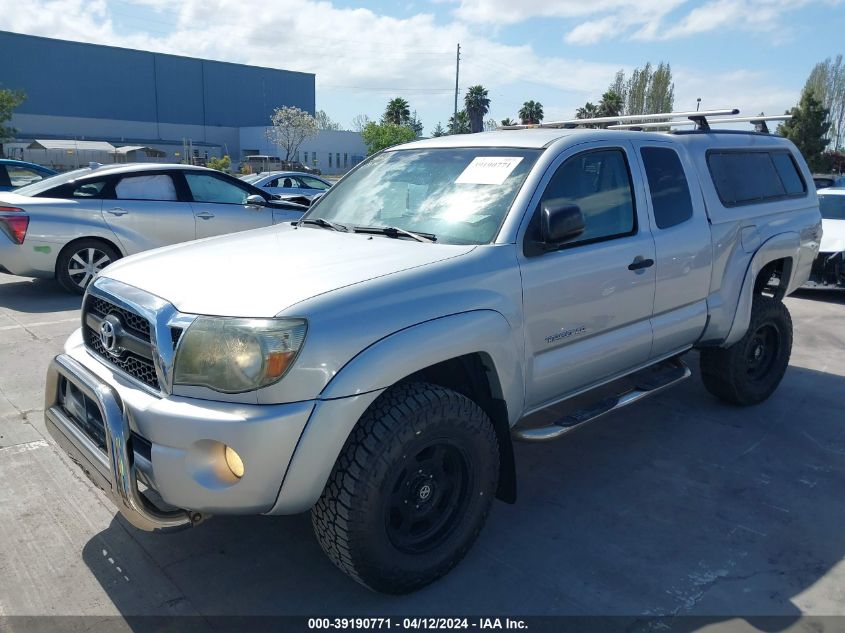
[173,317,307,393]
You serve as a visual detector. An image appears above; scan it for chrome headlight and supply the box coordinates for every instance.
[173,318,307,393]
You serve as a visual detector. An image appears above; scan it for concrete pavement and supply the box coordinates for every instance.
[1,271,844,624]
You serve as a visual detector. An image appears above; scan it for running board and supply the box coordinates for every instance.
[512,358,691,443]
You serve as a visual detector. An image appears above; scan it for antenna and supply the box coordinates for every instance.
[499,109,739,130]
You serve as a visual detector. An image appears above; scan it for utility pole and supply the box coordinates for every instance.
[453,43,461,133]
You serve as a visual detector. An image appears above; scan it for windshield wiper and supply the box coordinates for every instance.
[353,225,436,243]
[297,217,349,232]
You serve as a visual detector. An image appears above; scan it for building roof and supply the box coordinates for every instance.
[28,139,116,151]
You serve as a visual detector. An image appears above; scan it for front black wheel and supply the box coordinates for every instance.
[700,295,793,406]
[311,382,499,594]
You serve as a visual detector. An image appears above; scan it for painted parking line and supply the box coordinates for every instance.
[0,317,79,332]
[0,439,49,455]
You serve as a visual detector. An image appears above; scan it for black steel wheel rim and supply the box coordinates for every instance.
[385,440,472,554]
[746,323,780,381]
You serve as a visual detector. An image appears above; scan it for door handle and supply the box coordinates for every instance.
[627,256,654,271]
[106,207,128,216]
[196,212,215,219]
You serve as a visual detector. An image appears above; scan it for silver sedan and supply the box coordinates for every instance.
[0,163,306,293]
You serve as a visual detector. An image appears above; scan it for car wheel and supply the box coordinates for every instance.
[311,382,500,594]
[56,240,120,294]
[700,295,793,406]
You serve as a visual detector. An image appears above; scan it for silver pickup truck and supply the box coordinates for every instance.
[44,119,822,594]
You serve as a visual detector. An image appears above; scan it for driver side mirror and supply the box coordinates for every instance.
[245,194,266,207]
[541,202,585,245]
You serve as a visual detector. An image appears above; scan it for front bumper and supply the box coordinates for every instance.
[804,251,845,289]
[45,339,315,531]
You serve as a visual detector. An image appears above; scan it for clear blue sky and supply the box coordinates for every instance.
[2,0,843,134]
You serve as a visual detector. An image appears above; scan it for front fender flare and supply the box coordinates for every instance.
[268,310,524,515]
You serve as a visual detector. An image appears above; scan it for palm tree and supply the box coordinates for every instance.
[500,117,516,127]
[464,85,491,133]
[383,98,410,125]
[519,100,544,125]
[575,102,599,120]
[448,110,471,134]
[597,90,624,118]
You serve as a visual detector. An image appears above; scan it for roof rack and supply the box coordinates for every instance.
[607,114,792,134]
[499,109,739,130]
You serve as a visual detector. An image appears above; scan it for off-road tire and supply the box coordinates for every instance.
[311,382,500,594]
[56,239,120,294]
[700,295,793,406]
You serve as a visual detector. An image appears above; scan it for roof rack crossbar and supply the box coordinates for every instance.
[499,108,739,130]
[607,114,793,133]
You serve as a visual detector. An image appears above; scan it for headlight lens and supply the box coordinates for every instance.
[173,317,307,393]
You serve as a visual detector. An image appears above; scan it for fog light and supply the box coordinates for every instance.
[224,445,244,478]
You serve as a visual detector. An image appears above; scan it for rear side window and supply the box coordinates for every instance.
[640,147,694,229]
[707,151,806,206]
[115,175,178,201]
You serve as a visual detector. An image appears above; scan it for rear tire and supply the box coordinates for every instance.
[311,382,499,594]
[700,295,792,406]
[56,239,120,294]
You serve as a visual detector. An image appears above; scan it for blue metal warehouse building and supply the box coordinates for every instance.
[0,31,318,167]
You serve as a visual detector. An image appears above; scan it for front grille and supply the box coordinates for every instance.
[83,295,161,391]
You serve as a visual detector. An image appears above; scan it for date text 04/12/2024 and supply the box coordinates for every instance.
[307,618,528,630]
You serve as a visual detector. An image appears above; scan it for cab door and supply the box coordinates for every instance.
[518,142,657,411]
[630,141,712,358]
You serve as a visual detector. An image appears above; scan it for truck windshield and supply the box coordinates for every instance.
[819,194,845,220]
[305,147,541,245]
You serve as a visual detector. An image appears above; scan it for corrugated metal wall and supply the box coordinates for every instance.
[0,31,315,128]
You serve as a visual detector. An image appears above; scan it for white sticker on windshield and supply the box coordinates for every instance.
[455,157,524,185]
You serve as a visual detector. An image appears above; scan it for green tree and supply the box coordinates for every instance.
[803,55,845,150]
[383,98,411,125]
[361,122,417,155]
[597,90,624,118]
[575,102,599,125]
[431,122,447,137]
[519,100,544,125]
[778,88,831,171]
[0,87,25,155]
[408,110,424,137]
[464,84,491,133]
[207,155,231,172]
[314,110,341,131]
[266,106,319,161]
[500,117,516,127]
[448,110,471,134]
[610,63,674,116]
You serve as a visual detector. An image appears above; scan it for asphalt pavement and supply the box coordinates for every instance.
[1,272,844,629]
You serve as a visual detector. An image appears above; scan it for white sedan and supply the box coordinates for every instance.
[805,188,845,289]
[251,171,332,198]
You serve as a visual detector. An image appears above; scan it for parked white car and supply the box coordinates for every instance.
[805,188,845,288]
[250,171,332,198]
[0,163,306,293]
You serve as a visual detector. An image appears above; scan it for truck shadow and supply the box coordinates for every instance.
[0,274,81,313]
[791,288,845,305]
[81,361,845,630]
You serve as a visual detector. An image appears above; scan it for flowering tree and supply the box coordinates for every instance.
[266,107,318,161]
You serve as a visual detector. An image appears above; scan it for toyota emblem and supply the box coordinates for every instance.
[99,319,117,353]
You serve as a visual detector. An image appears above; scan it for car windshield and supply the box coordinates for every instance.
[14,168,93,196]
[305,147,541,245]
[819,194,845,220]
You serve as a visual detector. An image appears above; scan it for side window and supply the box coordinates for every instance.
[640,147,694,229]
[185,173,250,204]
[71,181,108,198]
[301,176,329,190]
[7,166,48,188]
[707,151,806,206]
[533,148,636,247]
[115,175,178,201]
[0,167,11,188]
[264,178,279,187]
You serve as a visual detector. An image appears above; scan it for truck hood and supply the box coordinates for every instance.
[821,218,845,253]
[100,223,476,317]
